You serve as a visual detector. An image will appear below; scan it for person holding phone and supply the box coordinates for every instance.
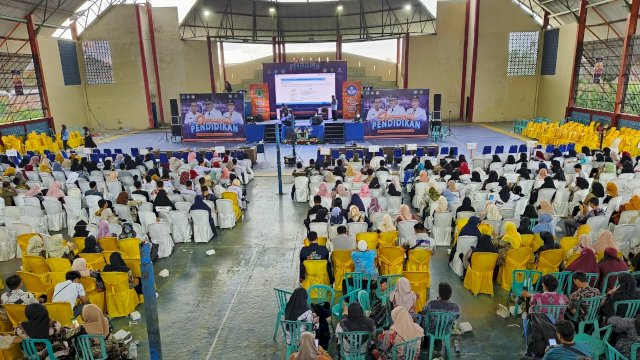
[541,320,591,360]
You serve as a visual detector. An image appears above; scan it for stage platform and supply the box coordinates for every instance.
[245,118,364,143]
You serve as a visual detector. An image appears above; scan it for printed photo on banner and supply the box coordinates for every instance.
[362,89,429,137]
[179,93,246,141]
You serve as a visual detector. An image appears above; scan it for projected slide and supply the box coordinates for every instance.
[274,73,335,105]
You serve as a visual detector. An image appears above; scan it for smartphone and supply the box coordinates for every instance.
[488,194,495,201]
[548,339,557,346]
[314,339,319,348]
[71,318,79,328]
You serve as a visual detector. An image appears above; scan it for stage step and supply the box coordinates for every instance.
[324,122,344,144]
[264,124,277,143]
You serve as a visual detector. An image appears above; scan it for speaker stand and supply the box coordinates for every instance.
[444,110,455,136]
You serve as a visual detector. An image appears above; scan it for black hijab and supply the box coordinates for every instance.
[518,218,534,234]
[73,220,89,238]
[522,205,538,219]
[449,170,460,182]
[517,153,528,163]
[339,302,375,332]
[470,171,482,183]
[591,182,605,198]
[82,235,102,254]
[349,194,365,212]
[487,171,498,183]
[153,189,175,209]
[575,177,589,190]
[190,195,211,215]
[566,149,577,158]
[285,288,310,321]
[506,155,515,165]
[540,177,555,189]
[498,184,511,203]
[459,216,482,238]
[552,149,562,159]
[553,169,566,181]
[424,160,434,171]
[22,303,50,339]
[622,161,634,174]
[517,164,531,180]
[457,197,474,213]
[595,153,604,162]
[474,234,497,253]
[105,252,130,273]
[491,155,501,164]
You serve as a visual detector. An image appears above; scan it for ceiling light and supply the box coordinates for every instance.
[405,4,411,10]
[269,7,275,13]
[337,4,343,11]
[203,10,210,16]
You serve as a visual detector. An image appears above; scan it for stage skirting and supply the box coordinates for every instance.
[245,125,264,142]
[245,122,365,143]
[280,124,324,140]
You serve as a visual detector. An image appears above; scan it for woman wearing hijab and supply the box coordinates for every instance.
[62,304,129,359]
[95,220,112,240]
[45,234,74,259]
[532,213,554,236]
[316,182,331,198]
[335,183,349,198]
[388,278,418,314]
[522,205,538,220]
[290,331,332,360]
[397,204,418,222]
[482,171,499,190]
[470,171,482,183]
[25,184,42,198]
[82,235,103,254]
[330,207,345,225]
[467,234,499,268]
[386,181,402,197]
[285,288,317,343]
[347,205,366,224]
[104,252,142,294]
[605,183,618,204]
[73,220,89,238]
[378,214,396,233]
[502,222,522,249]
[72,258,92,277]
[374,306,424,360]
[15,303,70,357]
[484,203,502,221]
[358,184,372,198]
[535,231,560,255]
[348,194,366,212]
[456,197,475,215]
[368,197,383,214]
[45,181,65,200]
[566,248,599,274]
[516,163,531,180]
[612,194,640,224]
[538,200,554,216]
[459,216,482,239]
[335,302,376,355]
[153,189,176,214]
[190,195,218,237]
[593,230,618,254]
[603,272,639,317]
[432,196,449,217]
[567,234,593,260]
[26,235,46,257]
[621,160,634,174]
[38,158,52,174]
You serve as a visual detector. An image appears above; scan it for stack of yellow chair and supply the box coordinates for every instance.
[2,135,23,153]
[68,131,84,148]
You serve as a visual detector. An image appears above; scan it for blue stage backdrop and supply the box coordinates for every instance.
[180,92,245,141]
[362,89,429,138]
[262,60,348,118]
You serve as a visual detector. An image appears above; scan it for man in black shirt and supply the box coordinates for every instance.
[305,195,328,231]
[299,232,332,283]
[377,160,389,172]
[132,181,150,202]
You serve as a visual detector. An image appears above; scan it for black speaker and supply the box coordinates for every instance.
[311,116,323,125]
[171,125,182,137]
[433,94,441,112]
[169,99,179,117]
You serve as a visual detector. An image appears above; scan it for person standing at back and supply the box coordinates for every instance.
[331,95,338,121]
[60,124,69,149]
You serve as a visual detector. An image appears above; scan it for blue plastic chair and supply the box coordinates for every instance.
[440,147,448,156]
[114,148,122,154]
[355,149,364,160]
[450,147,458,156]
[338,331,372,360]
[280,320,313,359]
[573,325,611,359]
[61,151,69,159]
[558,144,567,153]
[205,151,213,161]
[21,338,58,360]
[614,299,640,318]
[567,272,599,291]
[416,147,425,157]
[482,146,491,155]
[345,149,354,161]
[103,149,112,157]
[393,147,402,163]
[344,272,372,296]
[606,342,639,360]
[159,153,169,165]
[90,154,100,163]
[530,304,568,324]
[331,149,340,164]
[495,145,504,154]
[403,170,413,187]
[545,144,554,153]
[74,334,108,360]
[508,145,518,153]
[390,337,422,360]
[375,274,402,304]
[92,149,101,154]
[307,284,335,306]
[567,143,576,152]
[331,290,360,320]
[542,271,572,295]
[423,311,458,360]
[508,270,542,317]
[568,295,605,333]
[518,144,527,153]
[601,271,629,294]
[130,148,139,157]
[273,288,292,341]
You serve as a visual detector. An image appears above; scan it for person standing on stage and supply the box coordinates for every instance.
[204,100,222,119]
[387,97,406,116]
[366,98,385,121]
[184,102,203,125]
[407,96,427,121]
[225,81,233,93]
[331,95,338,121]
[223,101,244,125]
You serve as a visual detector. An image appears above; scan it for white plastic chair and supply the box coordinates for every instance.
[216,199,236,229]
[552,188,571,218]
[309,222,329,238]
[612,224,637,257]
[618,210,640,225]
[138,211,157,231]
[294,177,310,202]
[148,222,173,258]
[131,194,147,203]
[20,215,47,235]
[170,210,192,243]
[586,215,608,240]
[175,202,192,213]
[42,199,66,232]
[169,194,184,204]
[113,204,133,222]
[536,189,556,206]
[23,197,40,208]
[397,220,418,244]
[139,202,154,213]
[449,236,477,277]
[25,171,39,182]
[0,227,16,261]
[386,196,402,214]
[432,211,453,246]
[346,222,368,238]
[190,209,213,243]
[64,204,87,237]
[8,222,33,259]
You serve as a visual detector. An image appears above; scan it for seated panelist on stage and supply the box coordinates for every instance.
[366,98,385,121]
[407,96,427,121]
[387,97,406,116]
[204,100,222,119]
[223,101,244,124]
[184,102,203,125]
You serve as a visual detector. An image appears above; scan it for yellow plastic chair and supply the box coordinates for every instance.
[405,249,433,273]
[377,247,404,275]
[48,272,67,284]
[403,271,430,311]
[118,238,141,259]
[301,260,330,290]
[79,253,106,272]
[303,237,328,247]
[17,233,40,256]
[102,251,118,264]
[536,249,565,275]
[24,256,49,274]
[595,251,624,262]
[98,237,119,252]
[3,304,27,327]
[44,303,74,327]
[454,218,469,245]
[521,234,535,248]
[101,272,140,318]
[221,192,242,220]
[559,237,579,257]
[79,277,105,312]
[124,258,142,278]
[532,234,544,252]
[565,252,580,267]
[355,232,378,250]
[45,258,72,272]
[498,247,533,291]
[331,251,354,292]
[463,252,499,296]
[378,231,398,247]
[73,237,86,253]
[17,271,52,300]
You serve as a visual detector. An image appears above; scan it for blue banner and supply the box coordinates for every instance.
[180,93,245,141]
[362,89,429,138]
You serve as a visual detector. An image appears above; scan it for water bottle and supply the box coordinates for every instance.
[454,339,461,353]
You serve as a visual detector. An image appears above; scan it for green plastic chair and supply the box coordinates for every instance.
[331,289,360,320]
[507,269,542,317]
[21,338,58,360]
[344,272,372,295]
[528,218,538,231]
[614,299,640,318]
[423,311,458,360]
[280,320,313,360]
[573,325,611,360]
[542,271,572,295]
[376,274,402,304]
[307,284,335,306]
[390,337,422,360]
[566,272,599,293]
[357,289,371,312]
[338,331,372,360]
[530,304,568,324]
[74,334,108,360]
[273,288,293,341]
[601,271,629,294]
[568,295,606,334]
[606,342,640,360]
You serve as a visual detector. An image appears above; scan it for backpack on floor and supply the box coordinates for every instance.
[525,312,557,358]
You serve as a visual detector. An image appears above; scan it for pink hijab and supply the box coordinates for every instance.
[26,184,41,197]
[46,181,65,199]
[96,221,111,239]
[399,204,413,221]
[187,152,197,163]
[538,168,548,179]
[221,168,230,179]
[419,171,428,183]
[593,230,618,253]
[359,184,371,197]
[317,182,331,197]
[336,184,349,197]
[353,172,363,183]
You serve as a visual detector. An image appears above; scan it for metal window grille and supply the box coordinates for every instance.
[82,41,114,85]
[507,32,539,76]
[573,38,622,112]
[0,53,45,124]
[622,35,640,116]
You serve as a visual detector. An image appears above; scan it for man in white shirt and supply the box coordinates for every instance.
[203,100,222,119]
[222,101,244,125]
[328,226,356,251]
[1,275,40,304]
[387,97,406,116]
[366,98,385,121]
[574,164,588,179]
[52,271,89,311]
[183,102,203,125]
[402,223,435,252]
[331,95,338,121]
[181,180,197,195]
[407,96,427,121]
